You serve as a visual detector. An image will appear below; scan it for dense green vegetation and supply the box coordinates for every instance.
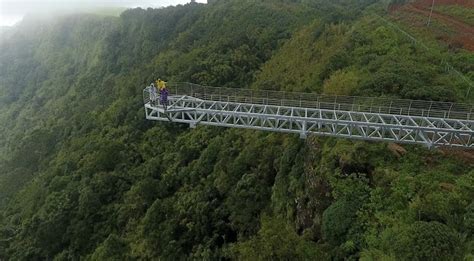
[0,0,473,259]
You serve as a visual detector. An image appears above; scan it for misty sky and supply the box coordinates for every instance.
[0,0,207,26]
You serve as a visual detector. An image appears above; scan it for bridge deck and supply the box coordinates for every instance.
[143,83,474,148]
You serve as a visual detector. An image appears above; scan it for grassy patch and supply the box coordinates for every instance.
[435,5,474,26]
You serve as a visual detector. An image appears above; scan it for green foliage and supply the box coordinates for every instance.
[465,202,474,238]
[230,215,327,260]
[393,221,463,261]
[0,0,473,260]
[359,248,396,261]
[90,234,129,260]
[323,69,361,95]
[322,199,359,246]
[435,5,474,26]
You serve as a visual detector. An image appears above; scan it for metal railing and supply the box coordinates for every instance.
[144,82,474,120]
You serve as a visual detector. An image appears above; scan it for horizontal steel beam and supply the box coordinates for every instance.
[144,96,474,148]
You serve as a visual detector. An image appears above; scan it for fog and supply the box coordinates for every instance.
[0,0,207,26]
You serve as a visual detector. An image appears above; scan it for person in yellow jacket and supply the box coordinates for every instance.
[156,79,166,90]
[156,79,169,110]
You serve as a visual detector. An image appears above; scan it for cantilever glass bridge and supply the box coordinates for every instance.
[143,82,474,149]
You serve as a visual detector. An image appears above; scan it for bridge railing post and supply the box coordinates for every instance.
[408,101,412,116]
[143,86,151,105]
[447,103,453,119]
[428,101,433,118]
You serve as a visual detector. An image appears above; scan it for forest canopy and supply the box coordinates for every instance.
[0,0,473,259]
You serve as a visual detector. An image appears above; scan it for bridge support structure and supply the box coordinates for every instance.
[144,94,474,148]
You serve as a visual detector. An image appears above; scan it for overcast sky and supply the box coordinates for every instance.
[0,0,206,26]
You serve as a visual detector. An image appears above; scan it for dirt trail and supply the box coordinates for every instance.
[414,0,474,8]
[401,4,474,51]
[409,5,474,34]
[440,148,474,166]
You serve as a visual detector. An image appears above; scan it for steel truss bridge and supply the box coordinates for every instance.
[143,82,474,149]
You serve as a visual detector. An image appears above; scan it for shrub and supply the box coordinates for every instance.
[394,221,462,261]
[321,199,359,246]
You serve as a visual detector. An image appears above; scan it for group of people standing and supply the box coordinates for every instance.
[149,79,169,110]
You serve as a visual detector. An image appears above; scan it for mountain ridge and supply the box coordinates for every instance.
[0,0,473,259]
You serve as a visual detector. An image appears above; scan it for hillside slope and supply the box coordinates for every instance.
[0,0,473,259]
[391,0,474,51]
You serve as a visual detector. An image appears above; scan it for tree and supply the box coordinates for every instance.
[321,199,359,246]
[90,234,129,260]
[393,221,462,261]
[231,215,326,260]
[465,203,474,238]
[323,69,360,95]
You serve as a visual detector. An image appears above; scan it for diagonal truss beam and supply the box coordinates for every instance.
[145,96,474,149]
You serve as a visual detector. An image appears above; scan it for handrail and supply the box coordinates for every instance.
[144,82,474,120]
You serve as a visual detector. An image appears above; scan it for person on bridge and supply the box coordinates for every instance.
[149,83,158,106]
[158,80,169,110]
[157,79,166,89]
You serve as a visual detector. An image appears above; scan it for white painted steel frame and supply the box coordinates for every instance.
[145,96,474,148]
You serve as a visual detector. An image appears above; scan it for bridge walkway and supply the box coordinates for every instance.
[143,82,474,148]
